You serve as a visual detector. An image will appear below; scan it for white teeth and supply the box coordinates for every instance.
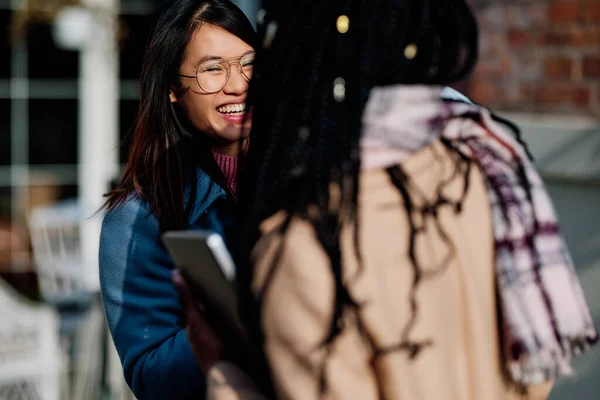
[218,103,246,114]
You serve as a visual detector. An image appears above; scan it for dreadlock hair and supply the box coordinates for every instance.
[234,0,480,394]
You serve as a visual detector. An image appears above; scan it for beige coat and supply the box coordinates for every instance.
[207,140,553,400]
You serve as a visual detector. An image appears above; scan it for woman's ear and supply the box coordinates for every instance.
[169,88,178,103]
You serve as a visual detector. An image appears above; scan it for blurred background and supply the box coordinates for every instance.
[0,0,598,399]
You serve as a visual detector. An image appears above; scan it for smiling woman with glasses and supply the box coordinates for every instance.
[97,1,258,399]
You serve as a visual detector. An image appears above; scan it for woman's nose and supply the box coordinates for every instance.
[223,66,248,95]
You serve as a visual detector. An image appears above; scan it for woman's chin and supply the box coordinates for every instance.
[215,126,250,143]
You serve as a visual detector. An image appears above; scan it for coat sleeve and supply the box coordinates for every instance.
[99,199,205,400]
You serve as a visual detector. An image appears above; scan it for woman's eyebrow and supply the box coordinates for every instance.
[196,55,222,65]
[195,50,255,66]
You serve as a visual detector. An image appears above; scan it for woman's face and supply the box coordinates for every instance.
[170,24,253,146]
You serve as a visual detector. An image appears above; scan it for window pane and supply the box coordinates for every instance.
[119,99,139,163]
[29,99,78,164]
[0,10,10,78]
[0,186,16,274]
[120,15,156,79]
[0,186,10,220]
[0,99,9,165]
[27,23,78,79]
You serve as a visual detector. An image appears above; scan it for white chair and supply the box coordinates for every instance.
[27,199,108,399]
[27,199,135,400]
[27,200,90,306]
[0,277,65,400]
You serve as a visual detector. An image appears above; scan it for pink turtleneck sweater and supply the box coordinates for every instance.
[212,151,240,197]
[212,139,249,197]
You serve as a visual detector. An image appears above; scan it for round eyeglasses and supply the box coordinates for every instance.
[178,52,255,94]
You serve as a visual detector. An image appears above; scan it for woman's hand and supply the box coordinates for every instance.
[173,269,224,373]
[207,362,267,400]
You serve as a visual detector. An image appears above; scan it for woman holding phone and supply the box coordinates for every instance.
[98,1,257,398]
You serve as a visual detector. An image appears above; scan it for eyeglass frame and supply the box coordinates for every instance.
[178,52,256,94]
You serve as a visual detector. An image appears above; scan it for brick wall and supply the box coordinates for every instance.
[467,0,600,116]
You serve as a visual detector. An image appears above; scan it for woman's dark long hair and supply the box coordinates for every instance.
[104,0,256,231]
[235,0,480,394]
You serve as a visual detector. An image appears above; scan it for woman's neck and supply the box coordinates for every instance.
[212,138,249,156]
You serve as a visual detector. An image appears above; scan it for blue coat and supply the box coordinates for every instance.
[99,168,227,400]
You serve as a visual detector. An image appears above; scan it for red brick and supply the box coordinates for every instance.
[538,26,600,47]
[534,87,560,106]
[538,31,570,46]
[548,0,580,23]
[583,55,600,78]
[523,84,591,107]
[580,2,600,23]
[572,86,591,107]
[469,81,505,105]
[573,26,600,46]
[507,29,530,48]
[472,57,512,79]
[544,56,574,78]
[472,0,599,117]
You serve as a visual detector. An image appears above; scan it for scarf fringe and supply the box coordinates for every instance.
[510,329,598,385]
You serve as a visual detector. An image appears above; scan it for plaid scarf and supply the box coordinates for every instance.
[361,85,598,385]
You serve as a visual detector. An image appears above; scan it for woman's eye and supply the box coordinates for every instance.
[202,66,224,73]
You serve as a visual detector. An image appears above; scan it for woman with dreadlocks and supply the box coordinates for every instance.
[198,1,598,399]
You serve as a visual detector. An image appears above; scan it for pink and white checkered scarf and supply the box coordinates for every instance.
[361,85,598,385]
